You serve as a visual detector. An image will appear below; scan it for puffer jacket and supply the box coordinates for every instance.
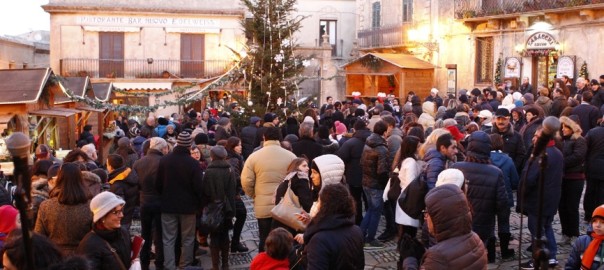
[565,232,603,270]
[387,128,404,166]
[336,129,371,187]
[550,95,568,117]
[423,148,447,190]
[404,184,487,270]
[303,214,364,270]
[411,96,423,118]
[242,140,296,218]
[361,133,389,189]
[560,116,587,178]
[201,160,236,219]
[108,167,138,227]
[240,124,258,159]
[451,131,508,231]
[490,151,519,207]
[519,144,563,216]
[76,227,131,270]
[492,122,526,172]
[418,101,436,131]
[309,154,345,217]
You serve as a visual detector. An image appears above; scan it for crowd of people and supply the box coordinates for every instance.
[2,75,604,270]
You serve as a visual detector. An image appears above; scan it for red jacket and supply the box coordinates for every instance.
[250,252,289,270]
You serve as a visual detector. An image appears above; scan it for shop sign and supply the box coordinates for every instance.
[504,57,521,78]
[557,55,575,79]
[526,32,558,50]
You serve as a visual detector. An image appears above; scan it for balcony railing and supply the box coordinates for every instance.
[357,23,412,49]
[455,0,604,19]
[60,58,233,79]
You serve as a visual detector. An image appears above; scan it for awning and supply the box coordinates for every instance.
[112,82,172,91]
[29,108,82,118]
[342,53,436,70]
[83,26,141,32]
[0,114,15,131]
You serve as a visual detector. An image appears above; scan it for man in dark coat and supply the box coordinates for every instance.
[336,120,372,225]
[402,184,488,269]
[550,88,568,117]
[424,133,458,190]
[451,131,509,263]
[107,154,138,231]
[360,120,390,248]
[240,116,260,159]
[571,91,601,136]
[584,120,604,221]
[492,108,526,174]
[519,76,533,96]
[156,131,203,269]
[590,79,604,109]
[133,137,169,270]
[292,122,324,164]
[253,113,279,149]
[518,127,564,268]
[79,124,95,145]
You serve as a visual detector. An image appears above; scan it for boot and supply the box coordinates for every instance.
[221,242,230,270]
[210,247,221,270]
[487,236,496,263]
[499,233,515,259]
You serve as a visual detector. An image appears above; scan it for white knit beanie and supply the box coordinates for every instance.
[436,169,465,188]
[90,191,125,223]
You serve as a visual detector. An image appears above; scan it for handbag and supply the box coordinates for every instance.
[199,198,226,234]
[398,170,429,219]
[386,167,402,202]
[271,180,306,231]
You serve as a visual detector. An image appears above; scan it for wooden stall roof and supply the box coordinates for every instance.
[92,82,113,102]
[56,76,90,104]
[29,107,82,118]
[112,82,172,91]
[76,105,106,113]
[343,53,436,70]
[0,68,52,105]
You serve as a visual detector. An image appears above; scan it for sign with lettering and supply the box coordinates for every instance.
[77,16,220,29]
[504,57,521,78]
[525,32,558,50]
[557,55,575,79]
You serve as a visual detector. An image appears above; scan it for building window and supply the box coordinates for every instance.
[372,2,381,28]
[475,36,493,84]
[319,20,337,56]
[180,34,205,78]
[402,0,413,22]
[99,32,124,78]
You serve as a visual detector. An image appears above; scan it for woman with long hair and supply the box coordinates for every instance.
[34,162,92,256]
[302,184,364,269]
[273,157,313,235]
[225,137,249,252]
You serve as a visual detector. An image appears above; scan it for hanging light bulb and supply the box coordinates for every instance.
[248,100,253,106]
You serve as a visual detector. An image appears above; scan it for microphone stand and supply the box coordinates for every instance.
[533,151,549,270]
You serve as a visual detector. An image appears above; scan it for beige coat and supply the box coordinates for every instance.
[241,140,296,218]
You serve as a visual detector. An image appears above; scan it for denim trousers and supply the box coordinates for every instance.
[360,187,384,242]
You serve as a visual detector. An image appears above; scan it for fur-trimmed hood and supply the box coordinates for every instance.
[559,116,583,140]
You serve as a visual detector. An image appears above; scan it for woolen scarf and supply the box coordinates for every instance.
[581,232,604,270]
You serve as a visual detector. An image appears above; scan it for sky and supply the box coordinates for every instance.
[0,0,50,36]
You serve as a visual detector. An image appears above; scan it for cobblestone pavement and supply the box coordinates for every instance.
[139,195,588,269]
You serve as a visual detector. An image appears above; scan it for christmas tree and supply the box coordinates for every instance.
[579,61,588,80]
[233,0,309,119]
[494,56,502,85]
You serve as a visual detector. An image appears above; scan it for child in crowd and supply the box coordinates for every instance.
[566,204,604,270]
[250,227,293,270]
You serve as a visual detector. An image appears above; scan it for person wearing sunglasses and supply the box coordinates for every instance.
[77,191,131,270]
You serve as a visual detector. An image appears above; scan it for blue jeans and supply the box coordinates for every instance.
[527,214,557,260]
[360,187,384,242]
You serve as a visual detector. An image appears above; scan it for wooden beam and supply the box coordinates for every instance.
[544,13,560,25]
[580,9,595,21]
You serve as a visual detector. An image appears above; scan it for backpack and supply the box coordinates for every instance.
[398,166,428,219]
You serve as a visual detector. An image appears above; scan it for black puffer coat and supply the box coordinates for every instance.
[451,131,508,231]
[361,133,389,189]
[76,227,131,270]
[292,137,324,164]
[303,214,364,270]
[240,123,258,159]
[336,129,371,187]
[404,184,487,270]
[559,116,587,177]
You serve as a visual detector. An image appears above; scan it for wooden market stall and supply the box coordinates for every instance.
[343,53,436,102]
[0,68,77,151]
[90,82,113,164]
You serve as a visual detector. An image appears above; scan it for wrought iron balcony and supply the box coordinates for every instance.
[60,58,233,79]
[357,23,412,49]
[454,0,604,19]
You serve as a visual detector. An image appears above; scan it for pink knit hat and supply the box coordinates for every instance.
[0,205,18,241]
[335,121,347,135]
